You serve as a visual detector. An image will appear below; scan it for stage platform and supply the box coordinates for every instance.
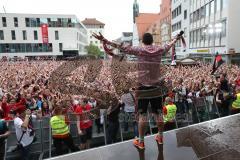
[47,114,240,160]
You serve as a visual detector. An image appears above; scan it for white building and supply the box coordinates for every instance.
[82,18,105,52]
[117,32,137,61]
[0,13,88,58]
[121,32,133,45]
[189,0,240,64]
[161,22,171,45]
[171,0,190,59]
[172,0,240,64]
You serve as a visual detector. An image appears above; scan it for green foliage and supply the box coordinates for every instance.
[85,44,102,57]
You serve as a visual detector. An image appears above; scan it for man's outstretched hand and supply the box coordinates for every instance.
[92,32,106,42]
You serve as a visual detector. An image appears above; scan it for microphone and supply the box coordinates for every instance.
[178,30,184,37]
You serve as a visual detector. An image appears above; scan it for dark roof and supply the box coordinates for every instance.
[82,18,105,26]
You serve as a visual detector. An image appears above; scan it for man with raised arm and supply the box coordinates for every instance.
[93,31,182,151]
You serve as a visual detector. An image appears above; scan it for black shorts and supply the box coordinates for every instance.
[137,86,163,114]
[80,127,92,143]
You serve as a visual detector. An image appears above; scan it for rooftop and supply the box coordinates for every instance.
[82,18,105,26]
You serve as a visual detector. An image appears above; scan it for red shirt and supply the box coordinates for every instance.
[75,104,93,129]
[1,102,12,120]
[236,79,240,87]
[168,91,175,99]
[1,98,26,120]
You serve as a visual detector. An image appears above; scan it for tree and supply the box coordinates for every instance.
[85,44,102,57]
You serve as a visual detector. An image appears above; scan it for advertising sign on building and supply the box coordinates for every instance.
[41,24,49,44]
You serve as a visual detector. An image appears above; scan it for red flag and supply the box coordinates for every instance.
[211,54,224,75]
[41,24,49,44]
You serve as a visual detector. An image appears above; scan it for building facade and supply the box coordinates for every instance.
[146,21,161,45]
[161,22,171,45]
[132,0,140,46]
[159,0,172,46]
[82,18,105,52]
[146,0,172,46]
[189,0,240,64]
[171,0,190,59]
[172,0,240,64]
[0,13,88,58]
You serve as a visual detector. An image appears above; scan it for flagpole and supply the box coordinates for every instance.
[3,6,6,13]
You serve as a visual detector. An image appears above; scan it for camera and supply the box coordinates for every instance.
[29,130,35,137]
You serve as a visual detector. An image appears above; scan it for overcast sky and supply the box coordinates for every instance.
[0,0,161,39]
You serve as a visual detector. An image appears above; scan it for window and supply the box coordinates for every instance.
[190,32,192,46]
[95,41,98,44]
[210,1,215,15]
[222,0,228,9]
[2,17,7,27]
[40,18,48,25]
[193,11,196,22]
[57,18,62,27]
[0,30,4,40]
[14,17,18,27]
[55,31,59,40]
[59,43,63,52]
[172,21,181,32]
[216,0,221,12]
[23,30,27,40]
[172,11,175,19]
[30,18,37,27]
[221,20,227,37]
[201,6,206,18]
[25,18,30,27]
[11,30,16,40]
[206,3,210,17]
[184,27,187,37]
[196,9,200,21]
[193,30,196,43]
[47,18,52,27]
[200,29,203,45]
[0,43,53,53]
[184,10,187,19]
[36,18,40,27]
[190,13,193,23]
[68,18,72,27]
[34,30,38,40]
[172,5,181,19]
[197,29,201,44]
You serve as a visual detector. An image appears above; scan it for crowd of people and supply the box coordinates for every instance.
[0,58,240,159]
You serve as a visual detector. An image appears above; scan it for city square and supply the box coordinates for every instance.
[0,0,240,160]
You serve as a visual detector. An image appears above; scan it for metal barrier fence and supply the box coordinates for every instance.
[4,97,222,160]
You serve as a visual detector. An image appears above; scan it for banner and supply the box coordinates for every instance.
[41,24,49,44]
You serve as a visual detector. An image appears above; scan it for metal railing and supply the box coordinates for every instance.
[4,97,223,160]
